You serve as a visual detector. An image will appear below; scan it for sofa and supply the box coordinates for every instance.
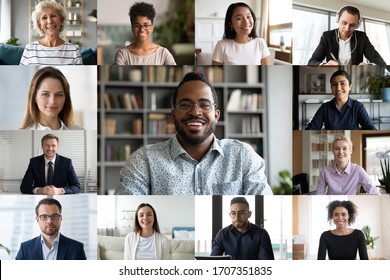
[97,235,195,260]
[0,43,97,65]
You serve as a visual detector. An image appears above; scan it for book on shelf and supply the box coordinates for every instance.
[132,118,142,135]
[148,113,176,135]
[146,66,223,83]
[226,90,262,111]
[241,116,261,134]
[105,118,116,135]
[105,144,132,161]
[104,92,142,109]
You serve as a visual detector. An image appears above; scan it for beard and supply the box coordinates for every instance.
[174,116,216,145]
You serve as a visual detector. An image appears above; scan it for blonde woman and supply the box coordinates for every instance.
[316,136,379,195]
[20,0,82,65]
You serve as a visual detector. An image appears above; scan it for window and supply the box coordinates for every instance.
[268,0,292,49]
[364,20,390,64]
[363,133,390,186]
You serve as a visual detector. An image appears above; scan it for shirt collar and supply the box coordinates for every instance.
[170,135,223,160]
[229,221,252,234]
[40,232,60,248]
[332,161,352,174]
[331,97,353,108]
[35,119,68,130]
[44,155,57,166]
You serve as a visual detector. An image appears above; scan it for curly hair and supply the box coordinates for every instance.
[223,2,257,39]
[22,67,74,129]
[133,203,160,233]
[129,2,156,24]
[326,200,358,225]
[31,0,66,36]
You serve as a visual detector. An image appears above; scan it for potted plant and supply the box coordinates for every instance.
[280,36,286,52]
[366,74,390,102]
[0,243,10,256]
[376,150,390,193]
[362,225,379,250]
[272,170,292,195]
[5,37,20,46]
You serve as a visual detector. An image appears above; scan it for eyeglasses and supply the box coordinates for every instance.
[38,214,61,221]
[229,211,247,218]
[132,23,153,30]
[176,100,216,114]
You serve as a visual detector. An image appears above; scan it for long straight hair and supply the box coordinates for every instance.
[133,203,161,233]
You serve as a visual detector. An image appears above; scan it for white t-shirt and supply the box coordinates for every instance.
[20,41,83,65]
[135,234,156,260]
[212,38,270,65]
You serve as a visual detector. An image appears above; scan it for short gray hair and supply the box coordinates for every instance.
[31,0,66,36]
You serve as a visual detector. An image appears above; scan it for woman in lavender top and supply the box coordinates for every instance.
[316,136,380,195]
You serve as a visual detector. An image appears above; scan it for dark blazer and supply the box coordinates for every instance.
[308,29,387,65]
[20,154,80,194]
[15,234,87,260]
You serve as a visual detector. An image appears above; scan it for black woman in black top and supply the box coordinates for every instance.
[317,200,368,260]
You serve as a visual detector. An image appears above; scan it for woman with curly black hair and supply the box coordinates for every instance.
[317,200,368,260]
[114,2,176,65]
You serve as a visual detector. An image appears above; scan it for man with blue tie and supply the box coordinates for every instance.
[20,133,80,194]
[15,198,86,260]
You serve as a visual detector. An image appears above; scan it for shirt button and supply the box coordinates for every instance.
[197,188,201,194]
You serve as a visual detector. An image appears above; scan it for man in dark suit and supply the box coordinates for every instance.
[20,133,80,194]
[308,6,386,66]
[16,198,87,260]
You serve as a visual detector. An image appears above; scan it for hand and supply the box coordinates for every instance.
[325,60,339,66]
[359,62,368,65]
[37,185,56,195]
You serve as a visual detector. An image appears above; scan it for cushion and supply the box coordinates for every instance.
[80,47,97,65]
[0,43,97,65]
[0,44,24,65]
[173,230,189,239]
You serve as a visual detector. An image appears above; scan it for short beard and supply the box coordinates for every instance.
[174,118,216,145]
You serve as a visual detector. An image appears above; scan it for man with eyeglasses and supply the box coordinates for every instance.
[211,197,274,260]
[115,72,273,195]
[15,198,86,260]
[20,133,80,194]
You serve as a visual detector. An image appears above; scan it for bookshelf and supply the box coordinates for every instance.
[29,0,85,46]
[301,130,350,192]
[98,65,267,194]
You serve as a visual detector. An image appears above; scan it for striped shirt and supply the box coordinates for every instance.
[20,41,83,65]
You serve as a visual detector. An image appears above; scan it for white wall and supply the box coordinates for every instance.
[195,0,261,18]
[266,65,293,188]
[97,0,171,25]
[115,196,195,235]
[294,0,390,22]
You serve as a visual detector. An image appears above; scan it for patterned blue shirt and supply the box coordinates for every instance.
[115,135,273,195]
[306,97,376,130]
[211,222,275,260]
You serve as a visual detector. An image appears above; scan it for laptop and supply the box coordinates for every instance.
[195,255,232,260]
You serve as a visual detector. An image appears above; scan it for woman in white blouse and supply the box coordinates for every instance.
[124,203,170,260]
[21,66,82,130]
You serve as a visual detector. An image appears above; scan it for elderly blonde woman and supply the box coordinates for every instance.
[20,0,82,65]
[316,136,380,195]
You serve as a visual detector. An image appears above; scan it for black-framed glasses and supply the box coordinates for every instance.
[229,211,247,218]
[132,23,153,30]
[38,214,61,221]
[176,99,216,114]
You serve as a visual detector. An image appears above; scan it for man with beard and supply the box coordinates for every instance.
[211,197,274,260]
[308,6,386,66]
[15,198,86,260]
[115,72,272,195]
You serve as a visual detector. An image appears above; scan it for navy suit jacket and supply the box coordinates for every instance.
[20,154,80,194]
[15,234,87,260]
[308,29,387,65]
